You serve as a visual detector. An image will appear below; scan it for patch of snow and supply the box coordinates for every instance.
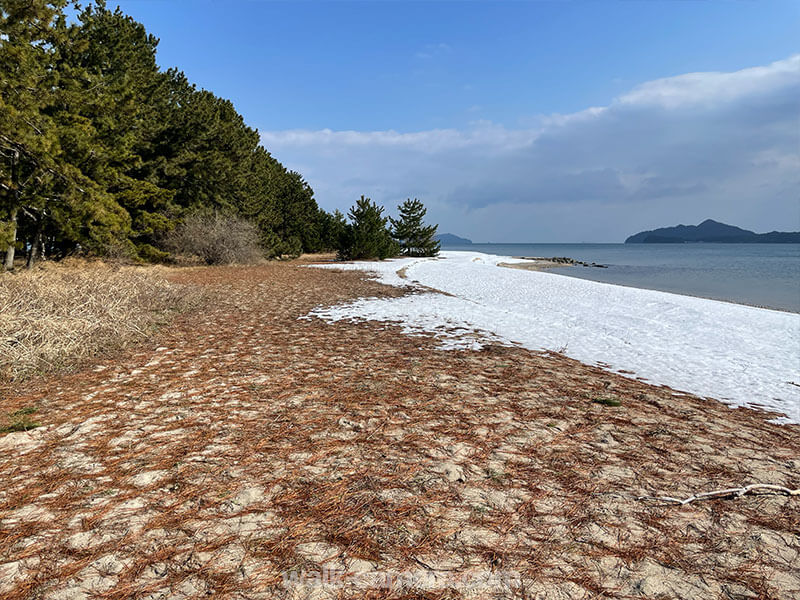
[307,251,800,424]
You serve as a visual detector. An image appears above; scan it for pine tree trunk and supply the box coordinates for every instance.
[26,215,44,269]
[3,206,18,271]
[4,150,20,271]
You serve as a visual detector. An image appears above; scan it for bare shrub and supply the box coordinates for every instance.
[164,213,263,265]
[0,260,199,382]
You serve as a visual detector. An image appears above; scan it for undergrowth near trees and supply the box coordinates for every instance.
[163,213,264,265]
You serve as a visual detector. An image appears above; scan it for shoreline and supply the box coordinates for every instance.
[444,243,800,313]
[312,251,800,424]
[497,259,800,314]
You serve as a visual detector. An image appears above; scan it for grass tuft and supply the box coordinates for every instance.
[0,260,199,382]
[0,406,39,433]
[591,397,622,407]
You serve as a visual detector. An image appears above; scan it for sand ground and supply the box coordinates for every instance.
[1,258,798,599]
[497,260,570,272]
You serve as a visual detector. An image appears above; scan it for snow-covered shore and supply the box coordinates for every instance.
[308,251,800,424]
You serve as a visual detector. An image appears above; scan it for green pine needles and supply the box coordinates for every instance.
[391,198,440,257]
[336,196,439,260]
[337,196,399,260]
[1,3,443,269]
[0,1,336,269]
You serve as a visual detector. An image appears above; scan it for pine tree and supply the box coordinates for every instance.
[390,198,440,257]
[0,0,64,269]
[339,196,398,260]
[317,209,347,252]
[1,1,328,266]
[2,1,147,266]
[268,169,320,256]
[63,1,175,260]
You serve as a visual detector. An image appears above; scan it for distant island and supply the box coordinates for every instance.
[436,233,473,245]
[625,219,800,244]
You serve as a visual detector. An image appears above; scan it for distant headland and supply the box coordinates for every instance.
[436,233,473,245]
[625,219,800,244]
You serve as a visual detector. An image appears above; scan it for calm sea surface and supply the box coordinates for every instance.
[442,243,800,313]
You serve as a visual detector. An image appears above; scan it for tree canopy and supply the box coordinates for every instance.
[333,196,440,261]
[391,198,440,257]
[338,196,398,260]
[0,0,337,268]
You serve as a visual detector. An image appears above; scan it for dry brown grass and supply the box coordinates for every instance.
[0,260,199,383]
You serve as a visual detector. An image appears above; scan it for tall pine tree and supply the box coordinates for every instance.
[339,196,398,260]
[61,1,174,260]
[1,1,330,266]
[390,198,440,257]
[0,0,63,269]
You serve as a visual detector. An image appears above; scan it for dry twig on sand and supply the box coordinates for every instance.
[637,483,800,506]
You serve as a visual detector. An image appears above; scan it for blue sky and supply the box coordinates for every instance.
[113,0,800,242]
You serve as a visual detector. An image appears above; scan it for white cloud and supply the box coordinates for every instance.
[617,55,800,108]
[262,122,536,153]
[261,55,800,242]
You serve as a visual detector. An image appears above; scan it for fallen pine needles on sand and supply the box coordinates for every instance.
[0,259,797,599]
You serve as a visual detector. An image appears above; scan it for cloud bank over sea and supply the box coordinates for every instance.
[262,55,800,242]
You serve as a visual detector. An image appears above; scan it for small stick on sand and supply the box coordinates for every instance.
[637,483,800,506]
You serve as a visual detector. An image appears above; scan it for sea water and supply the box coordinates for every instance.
[441,243,800,313]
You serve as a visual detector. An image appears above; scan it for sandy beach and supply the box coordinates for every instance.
[498,256,605,272]
[497,260,569,272]
[1,257,798,599]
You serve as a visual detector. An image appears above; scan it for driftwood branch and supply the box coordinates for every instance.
[638,484,800,506]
